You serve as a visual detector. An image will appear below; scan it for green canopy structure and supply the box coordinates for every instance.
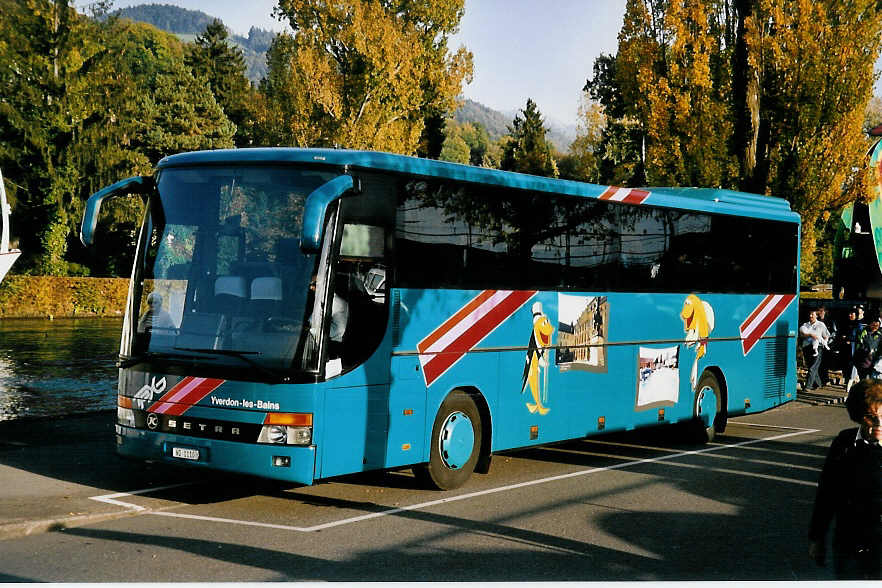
[833,137,882,299]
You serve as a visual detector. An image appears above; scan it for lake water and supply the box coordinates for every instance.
[0,318,122,421]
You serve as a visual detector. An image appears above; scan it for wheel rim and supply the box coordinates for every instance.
[438,410,475,470]
[696,384,716,428]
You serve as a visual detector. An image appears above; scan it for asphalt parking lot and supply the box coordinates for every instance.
[0,393,854,581]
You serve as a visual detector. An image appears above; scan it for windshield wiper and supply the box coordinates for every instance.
[117,351,218,368]
[173,347,288,382]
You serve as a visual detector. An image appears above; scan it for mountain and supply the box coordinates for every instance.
[453,99,578,152]
[114,3,214,34]
[112,4,272,83]
[453,99,511,141]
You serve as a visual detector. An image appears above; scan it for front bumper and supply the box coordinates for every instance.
[116,424,317,484]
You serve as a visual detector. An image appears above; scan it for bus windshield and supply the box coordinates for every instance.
[130,165,339,376]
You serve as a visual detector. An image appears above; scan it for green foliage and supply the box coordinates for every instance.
[558,97,605,182]
[453,98,574,153]
[0,3,234,276]
[500,99,558,178]
[113,4,275,84]
[440,119,500,167]
[0,0,108,274]
[439,134,471,164]
[186,19,257,146]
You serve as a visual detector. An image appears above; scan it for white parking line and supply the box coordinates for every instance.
[89,483,192,512]
[89,425,819,533]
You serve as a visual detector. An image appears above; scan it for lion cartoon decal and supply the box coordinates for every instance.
[521,301,554,415]
[681,294,715,390]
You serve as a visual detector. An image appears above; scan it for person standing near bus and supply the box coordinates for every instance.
[854,318,882,380]
[839,307,860,375]
[801,310,831,390]
[808,378,882,580]
[816,305,836,385]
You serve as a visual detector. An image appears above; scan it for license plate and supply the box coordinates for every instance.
[172,446,200,461]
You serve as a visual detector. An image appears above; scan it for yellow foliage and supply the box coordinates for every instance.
[0,276,129,318]
[262,0,473,154]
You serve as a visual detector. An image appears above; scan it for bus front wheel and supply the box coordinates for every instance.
[414,390,482,490]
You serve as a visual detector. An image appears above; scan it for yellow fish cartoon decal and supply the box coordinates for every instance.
[681,294,715,390]
[521,301,554,415]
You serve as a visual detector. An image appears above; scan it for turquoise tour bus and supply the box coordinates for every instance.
[81,148,800,490]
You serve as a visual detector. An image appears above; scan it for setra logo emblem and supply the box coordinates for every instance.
[146,413,159,430]
[133,376,167,410]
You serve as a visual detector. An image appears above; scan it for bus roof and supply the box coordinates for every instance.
[158,148,800,224]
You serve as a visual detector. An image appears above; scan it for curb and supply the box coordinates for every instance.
[0,508,142,542]
[796,392,846,405]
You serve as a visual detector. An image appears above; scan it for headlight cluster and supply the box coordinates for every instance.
[258,413,313,446]
[258,424,312,445]
[117,396,135,427]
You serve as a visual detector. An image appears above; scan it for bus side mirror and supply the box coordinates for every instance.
[300,175,354,253]
[80,175,153,246]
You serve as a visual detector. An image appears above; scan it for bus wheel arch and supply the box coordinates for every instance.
[413,388,487,490]
[459,386,492,474]
[691,368,728,443]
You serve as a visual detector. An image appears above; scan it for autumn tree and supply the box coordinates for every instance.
[558,95,606,182]
[612,0,737,188]
[500,99,558,178]
[746,0,882,280]
[257,0,473,153]
[589,0,882,281]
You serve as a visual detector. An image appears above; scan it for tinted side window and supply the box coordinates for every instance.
[664,213,798,293]
[392,174,797,294]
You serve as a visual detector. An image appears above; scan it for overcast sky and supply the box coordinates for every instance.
[76,0,627,127]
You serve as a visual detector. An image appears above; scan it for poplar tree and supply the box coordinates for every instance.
[588,0,882,281]
[748,0,882,279]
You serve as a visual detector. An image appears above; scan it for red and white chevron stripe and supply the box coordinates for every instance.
[417,290,537,387]
[598,186,651,204]
[149,377,225,416]
[739,294,796,355]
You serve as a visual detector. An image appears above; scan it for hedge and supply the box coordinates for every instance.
[0,275,831,319]
[0,275,129,318]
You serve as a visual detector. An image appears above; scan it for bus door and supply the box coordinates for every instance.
[316,185,421,477]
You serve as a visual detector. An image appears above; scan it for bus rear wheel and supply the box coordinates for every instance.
[414,390,482,490]
[690,372,722,444]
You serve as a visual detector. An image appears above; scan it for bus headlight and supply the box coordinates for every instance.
[259,413,313,446]
[117,396,135,428]
[289,426,312,445]
[258,425,312,445]
[268,425,288,444]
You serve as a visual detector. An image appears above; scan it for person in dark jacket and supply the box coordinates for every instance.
[808,378,882,580]
[854,318,882,380]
